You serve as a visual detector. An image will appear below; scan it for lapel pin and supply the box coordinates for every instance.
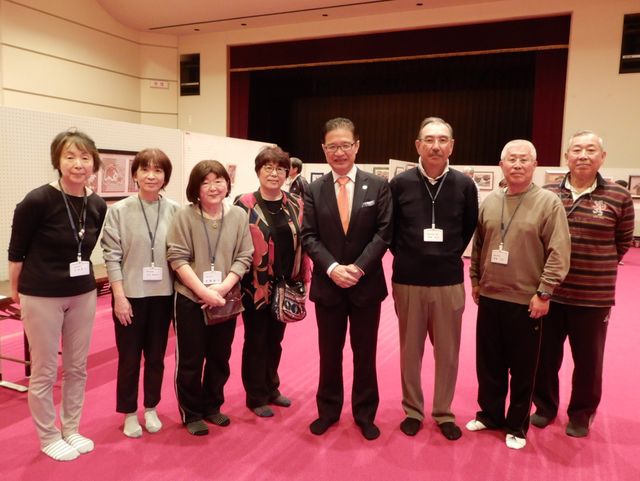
[362,185,368,190]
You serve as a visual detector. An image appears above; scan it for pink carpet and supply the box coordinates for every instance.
[1,249,640,481]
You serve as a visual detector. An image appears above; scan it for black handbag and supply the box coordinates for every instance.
[271,278,307,323]
[203,283,244,325]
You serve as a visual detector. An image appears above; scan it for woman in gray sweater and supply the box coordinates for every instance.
[101,148,179,438]
[166,160,253,436]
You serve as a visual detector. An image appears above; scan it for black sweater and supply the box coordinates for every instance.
[390,167,478,286]
[8,184,107,297]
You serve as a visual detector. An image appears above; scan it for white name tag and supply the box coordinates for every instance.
[69,261,90,277]
[203,270,222,286]
[143,266,163,281]
[423,228,444,242]
[491,249,509,265]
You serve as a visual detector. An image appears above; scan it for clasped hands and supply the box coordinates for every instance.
[200,283,228,309]
[330,264,363,288]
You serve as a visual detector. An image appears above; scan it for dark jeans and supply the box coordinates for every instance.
[533,302,609,427]
[173,293,236,424]
[241,300,287,408]
[113,295,172,413]
[475,296,542,438]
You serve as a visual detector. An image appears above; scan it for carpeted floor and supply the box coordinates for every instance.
[1,249,639,481]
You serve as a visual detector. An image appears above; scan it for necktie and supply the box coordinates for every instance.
[337,176,350,234]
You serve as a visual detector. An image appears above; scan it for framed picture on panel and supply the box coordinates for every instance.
[629,175,640,198]
[372,167,389,180]
[473,171,494,190]
[93,149,138,199]
[544,170,568,186]
[310,172,324,182]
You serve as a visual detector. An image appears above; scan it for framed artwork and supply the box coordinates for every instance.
[544,169,568,186]
[227,163,237,186]
[93,149,138,199]
[473,171,494,190]
[310,172,324,182]
[629,175,640,198]
[372,167,389,180]
[394,166,405,176]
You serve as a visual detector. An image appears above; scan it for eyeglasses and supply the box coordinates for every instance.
[262,165,288,176]
[418,136,451,146]
[324,142,357,153]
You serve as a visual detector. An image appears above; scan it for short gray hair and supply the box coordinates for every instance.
[567,130,604,151]
[500,139,537,162]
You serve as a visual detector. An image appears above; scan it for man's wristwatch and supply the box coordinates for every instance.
[536,290,551,301]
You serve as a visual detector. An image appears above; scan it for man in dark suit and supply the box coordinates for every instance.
[302,117,392,441]
[286,157,309,197]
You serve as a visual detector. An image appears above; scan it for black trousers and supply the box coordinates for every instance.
[174,293,236,424]
[533,302,609,428]
[113,295,173,413]
[315,299,381,427]
[241,299,286,408]
[475,296,542,438]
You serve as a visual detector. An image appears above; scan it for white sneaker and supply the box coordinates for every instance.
[465,419,487,431]
[63,433,94,454]
[505,434,527,450]
[42,439,80,461]
[123,413,143,438]
[144,409,162,433]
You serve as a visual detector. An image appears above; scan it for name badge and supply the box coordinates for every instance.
[143,266,163,281]
[423,228,444,243]
[69,261,90,277]
[203,270,222,286]
[491,249,509,265]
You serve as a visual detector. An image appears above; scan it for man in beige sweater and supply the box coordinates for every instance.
[466,139,571,450]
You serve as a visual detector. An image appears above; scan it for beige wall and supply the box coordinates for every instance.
[1,0,638,166]
[0,0,178,127]
[178,0,640,168]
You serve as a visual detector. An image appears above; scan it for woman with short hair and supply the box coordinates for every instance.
[101,148,179,438]
[8,129,107,461]
[167,160,253,435]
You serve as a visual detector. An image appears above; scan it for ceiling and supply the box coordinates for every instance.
[96,0,491,35]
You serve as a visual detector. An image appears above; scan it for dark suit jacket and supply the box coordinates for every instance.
[302,168,393,307]
[289,175,309,197]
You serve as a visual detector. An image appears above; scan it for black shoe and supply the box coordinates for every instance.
[566,421,589,438]
[205,412,231,427]
[530,413,552,429]
[359,423,381,441]
[400,417,422,436]
[269,395,292,407]
[309,418,337,436]
[439,422,462,441]
[186,420,209,436]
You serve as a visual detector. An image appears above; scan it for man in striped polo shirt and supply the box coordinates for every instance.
[531,130,635,438]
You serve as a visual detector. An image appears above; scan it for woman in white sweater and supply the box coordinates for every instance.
[101,148,179,438]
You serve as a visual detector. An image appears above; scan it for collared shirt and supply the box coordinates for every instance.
[565,176,598,201]
[418,158,450,185]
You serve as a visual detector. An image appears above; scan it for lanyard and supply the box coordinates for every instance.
[199,204,225,270]
[499,185,531,249]
[59,180,87,262]
[138,196,162,267]
[419,170,448,228]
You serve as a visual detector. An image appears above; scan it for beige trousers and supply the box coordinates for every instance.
[20,291,96,447]
[392,282,465,424]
